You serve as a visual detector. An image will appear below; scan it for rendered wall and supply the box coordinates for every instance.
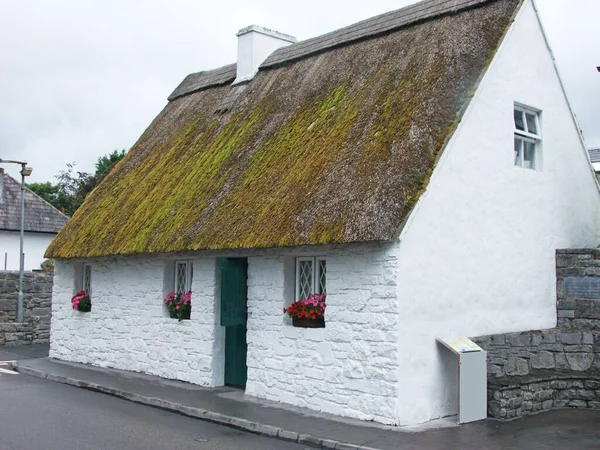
[49,257,222,386]
[392,0,600,425]
[50,242,402,425]
[245,243,400,425]
[0,231,55,271]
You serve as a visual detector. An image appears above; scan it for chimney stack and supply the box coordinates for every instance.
[234,25,296,84]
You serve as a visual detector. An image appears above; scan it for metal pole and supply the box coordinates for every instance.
[17,164,25,322]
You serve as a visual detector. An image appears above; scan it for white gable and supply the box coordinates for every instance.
[393,0,600,425]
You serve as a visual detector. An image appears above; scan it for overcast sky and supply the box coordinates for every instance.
[1,0,598,182]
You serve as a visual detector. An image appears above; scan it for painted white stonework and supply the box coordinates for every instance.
[391,0,600,425]
[49,0,600,428]
[0,230,55,270]
[234,25,296,84]
[50,257,224,387]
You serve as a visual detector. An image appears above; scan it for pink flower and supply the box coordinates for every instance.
[320,302,325,308]
[176,305,180,310]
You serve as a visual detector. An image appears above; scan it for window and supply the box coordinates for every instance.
[514,105,541,170]
[82,263,92,298]
[295,257,326,300]
[174,260,193,294]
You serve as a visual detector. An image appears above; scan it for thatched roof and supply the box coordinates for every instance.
[47,0,522,259]
[0,169,69,234]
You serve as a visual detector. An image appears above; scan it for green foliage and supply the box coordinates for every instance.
[26,182,71,213]
[27,149,127,216]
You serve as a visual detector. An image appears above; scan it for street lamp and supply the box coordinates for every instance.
[0,159,33,322]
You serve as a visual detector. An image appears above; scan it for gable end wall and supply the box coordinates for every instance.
[392,0,600,425]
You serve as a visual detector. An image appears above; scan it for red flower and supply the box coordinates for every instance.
[312,314,317,320]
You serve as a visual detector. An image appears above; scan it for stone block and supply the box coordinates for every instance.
[550,380,568,390]
[584,380,600,390]
[582,333,594,345]
[554,400,569,408]
[507,335,531,347]
[542,400,553,410]
[578,390,596,400]
[531,352,555,369]
[569,400,587,408]
[589,401,600,409]
[558,389,578,400]
[567,353,594,371]
[558,333,582,345]
[533,390,554,402]
[564,345,593,353]
[488,401,501,418]
[556,354,569,370]
[541,332,557,344]
[558,310,575,319]
[522,401,533,412]
[505,357,529,376]
[531,334,542,346]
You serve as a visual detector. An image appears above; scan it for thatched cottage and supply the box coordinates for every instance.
[46,0,600,426]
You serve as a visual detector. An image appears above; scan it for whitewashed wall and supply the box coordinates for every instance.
[50,243,402,425]
[0,230,55,270]
[392,0,600,425]
[245,244,400,425]
[50,257,222,386]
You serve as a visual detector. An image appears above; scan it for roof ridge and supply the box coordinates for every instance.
[168,0,495,101]
[262,0,493,68]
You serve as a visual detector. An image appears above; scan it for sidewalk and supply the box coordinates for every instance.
[11,357,600,450]
[0,343,49,361]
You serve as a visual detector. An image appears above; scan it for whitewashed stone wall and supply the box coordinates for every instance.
[50,257,221,386]
[245,244,401,425]
[50,243,403,425]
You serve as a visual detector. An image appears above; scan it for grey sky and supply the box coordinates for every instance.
[1,0,598,183]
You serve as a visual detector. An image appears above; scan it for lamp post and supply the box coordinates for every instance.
[0,159,33,322]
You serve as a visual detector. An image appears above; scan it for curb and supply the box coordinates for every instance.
[11,362,381,450]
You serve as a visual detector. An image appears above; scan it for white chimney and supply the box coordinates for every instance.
[234,25,296,84]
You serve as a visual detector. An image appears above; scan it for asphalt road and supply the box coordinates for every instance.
[0,365,306,450]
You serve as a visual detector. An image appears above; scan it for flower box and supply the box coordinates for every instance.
[71,290,91,312]
[292,317,325,328]
[284,293,326,328]
[164,291,192,321]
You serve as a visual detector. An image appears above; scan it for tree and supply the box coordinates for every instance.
[27,149,127,216]
[25,181,71,212]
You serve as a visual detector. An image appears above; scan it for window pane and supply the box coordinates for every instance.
[83,265,92,296]
[298,260,313,300]
[525,113,538,135]
[176,263,187,294]
[514,138,523,167]
[523,141,536,169]
[318,260,327,295]
[188,263,194,291]
[514,110,525,131]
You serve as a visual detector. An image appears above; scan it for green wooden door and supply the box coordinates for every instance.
[221,258,248,387]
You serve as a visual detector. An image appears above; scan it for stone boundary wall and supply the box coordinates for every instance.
[488,374,600,419]
[472,249,600,419]
[0,271,53,346]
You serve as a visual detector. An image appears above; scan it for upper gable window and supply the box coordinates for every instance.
[514,105,541,170]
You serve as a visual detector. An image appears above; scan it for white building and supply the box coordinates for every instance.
[0,169,68,271]
[47,0,600,426]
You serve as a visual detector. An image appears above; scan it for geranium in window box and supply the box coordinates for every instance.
[164,291,192,321]
[71,290,91,312]
[284,293,326,328]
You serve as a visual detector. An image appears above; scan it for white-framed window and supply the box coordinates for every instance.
[174,260,193,294]
[295,257,326,300]
[82,263,92,298]
[514,105,541,170]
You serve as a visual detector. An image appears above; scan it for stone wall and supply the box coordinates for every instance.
[472,249,600,419]
[0,271,53,346]
[472,330,599,378]
[556,249,600,330]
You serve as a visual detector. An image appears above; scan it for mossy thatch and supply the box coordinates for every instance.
[47,0,520,259]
